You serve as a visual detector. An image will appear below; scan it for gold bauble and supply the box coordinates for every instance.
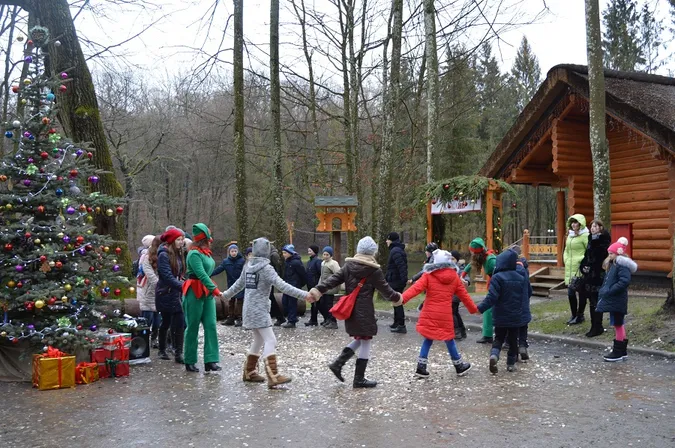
[86,230,93,234]
[35,300,45,309]
[0,331,6,337]
[129,287,136,294]
[7,280,16,288]
[112,259,117,264]
[5,204,12,210]
[105,209,114,216]
[95,206,101,213]
[101,280,108,287]
[57,232,64,238]
[61,296,68,303]
[103,246,110,253]
[34,238,41,244]
[64,284,72,292]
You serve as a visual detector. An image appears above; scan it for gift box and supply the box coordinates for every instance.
[75,362,99,385]
[102,333,131,351]
[32,347,76,390]
[91,347,129,378]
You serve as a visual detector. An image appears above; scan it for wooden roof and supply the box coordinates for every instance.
[314,196,358,207]
[479,64,675,179]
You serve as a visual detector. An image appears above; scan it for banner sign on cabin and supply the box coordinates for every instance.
[431,197,482,215]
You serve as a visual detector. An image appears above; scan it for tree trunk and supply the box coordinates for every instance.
[375,0,402,265]
[585,0,611,227]
[233,0,248,244]
[270,0,285,246]
[423,0,439,184]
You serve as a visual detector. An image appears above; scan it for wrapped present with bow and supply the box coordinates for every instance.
[92,335,130,378]
[75,362,99,385]
[32,346,76,390]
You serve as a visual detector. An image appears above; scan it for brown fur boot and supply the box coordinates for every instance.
[242,354,266,383]
[263,354,292,388]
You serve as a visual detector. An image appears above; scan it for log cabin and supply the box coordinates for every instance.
[479,64,674,282]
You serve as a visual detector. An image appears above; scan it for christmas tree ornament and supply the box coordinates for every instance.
[15,265,24,272]
[46,93,55,101]
[5,204,13,210]
[87,152,93,159]
[42,117,50,125]
[129,287,135,294]
[24,56,33,63]
[0,332,6,337]
[79,204,87,212]
[88,175,99,184]
[26,302,33,310]
[40,255,47,262]
[12,120,20,128]
[59,85,67,93]
[17,35,24,41]
[102,281,108,287]
[69,169,78,177]
[85,244,93,252]
[76,325,82,330]
[4,131,12,138]
[27,324,35,331]
[76,236,85,244]
[62,235,71,243]
[23,131,31,139]
[78,248,86,255]
[21,99,27,105]
[24,232,31,238]
[55,188,63,197]
[11,85,19,93]
[105,209,114,217]
[89,325,97,331]
[55,261,62,269]
[107,328,114,334]
[112,265,120,272]
[64,284,72,292]
[115,206,124,215]
[114,289,121,296]
[48,297,57,305]
[115,247,122,255]
[23,179,31,186]
[26,164,37,175]
[95,206,101,213]
[69,185,81,195]
[40,151,49,159]
[66,206,75,215]
[16,282,23,288]
[60,72,68,79]
[35,300,45,309]
[23,78,31,86]
[37,205,45,213]
[88,266,95,272]
[84,279,91,286]
[61,296,68,303]
[54,40,61,47]
[7,280,16,288]
[0,175,7,182]
[34,238,41,245]
[4,243,12,251]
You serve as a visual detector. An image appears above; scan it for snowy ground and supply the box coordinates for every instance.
[1,320,673,447]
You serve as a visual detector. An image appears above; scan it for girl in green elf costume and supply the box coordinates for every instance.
[182,223,222,373]
[460,238,497,343]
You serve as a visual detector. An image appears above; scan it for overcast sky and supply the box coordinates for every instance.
[73,0,673,81]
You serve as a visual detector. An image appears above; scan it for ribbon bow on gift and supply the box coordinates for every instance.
[44,346,68,358]
[105,337,131,377]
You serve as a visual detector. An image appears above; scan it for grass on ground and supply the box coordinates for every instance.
[529,297,675,352]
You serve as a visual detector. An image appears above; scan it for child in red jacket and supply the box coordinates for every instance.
[402,250,479,377]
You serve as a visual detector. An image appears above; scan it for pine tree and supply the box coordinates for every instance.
[0,27,127,353]
[602,0,644,71]
[639,3,664,73]
[511,36,541,111]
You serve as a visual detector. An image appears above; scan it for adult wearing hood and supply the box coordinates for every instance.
[385,232,408,333]
[461,238,497,343]
[477,250,531,373]
[280,244,308,328]
[222,238,310,388]
[563,214,590,325]
[213,244,246,327]
[579,220,611,337]
[182,224,222,373]
[304,245,324,326]
[310,236,402,388]
[155,228,186,363]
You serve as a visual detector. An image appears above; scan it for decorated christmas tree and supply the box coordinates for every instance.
[0,26,129,353]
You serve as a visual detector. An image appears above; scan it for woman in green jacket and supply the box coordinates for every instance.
[182,223,222,373]
[563,214,589,325]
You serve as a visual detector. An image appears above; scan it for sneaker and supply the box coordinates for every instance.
[454,361,472,376]
[274,318,286,327]
[507,364,517,372]
[489,354,498,374]
[324,320,338,330]
[415,362,430,378]
[281,322,296,329]
[390,325,407,334]
[304,321,318,327]
[519,346,529,362]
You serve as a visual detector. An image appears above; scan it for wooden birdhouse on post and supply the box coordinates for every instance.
[315,196,358,264]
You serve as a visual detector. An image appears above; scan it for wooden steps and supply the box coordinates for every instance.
[529,267,565,297]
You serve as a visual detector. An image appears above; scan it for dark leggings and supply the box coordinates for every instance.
[159,311,185,352]
[492,326,519,364]
[452,299,465,330]
[320,294,336,322]
[568,286,587,318]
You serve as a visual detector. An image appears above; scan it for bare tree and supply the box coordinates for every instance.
[270,0,285,246]
[424,0,439,184]
[233,0,248,244]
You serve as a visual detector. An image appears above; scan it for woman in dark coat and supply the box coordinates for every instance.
[579,220,611,337]
[155,228,186,363]
[309,236,402,388]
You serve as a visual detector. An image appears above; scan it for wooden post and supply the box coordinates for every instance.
[486,189,494,250]
[556,190,566,266]
[332,231,342,265]
[426,200,433,244]
[522,229,530,260]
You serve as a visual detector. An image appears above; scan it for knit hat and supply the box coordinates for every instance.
[322,246,334,257]
[608,237,629,255]
[450,250,461,262]
[357,236,378,255]
[425,242,439,253]
[161,228,183,245]
[469,237,487,253]
[386,232,400,242]
[252,238,271,258]
[228,244,239,252]
[192,223,212,243]
[244,247,253,256]
[432,249,452,264]
[141,234,155,248]
[309,245,320,256]
[282,244,296,255]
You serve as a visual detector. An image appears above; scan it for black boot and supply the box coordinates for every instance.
[476,336,493,344]
[205,362,222,372]
[185,364,199,372]
[328,347,354,382]
[586,310,604,337]
[454,327,466,341]
[158,325,169,358]
[173,330,184,364]
[353,358,377,388]
[416,357,429,378]
[603,339,627,362]
[151,327,159,349]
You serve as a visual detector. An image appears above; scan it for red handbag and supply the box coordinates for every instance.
[330,277,368,320]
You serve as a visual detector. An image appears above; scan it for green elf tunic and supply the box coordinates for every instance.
[182,223,222,366]
[461,238,497,338]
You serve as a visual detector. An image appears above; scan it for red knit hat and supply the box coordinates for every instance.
[608,237,629,255]
[161,228,183,245]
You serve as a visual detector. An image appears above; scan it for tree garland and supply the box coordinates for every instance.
[417,175,516,209]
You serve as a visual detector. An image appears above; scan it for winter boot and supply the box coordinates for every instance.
[185,364,199,373]
[621,339,629,360]
[158,350,170,360]
[328,347,355,382]
[489,349,499,374]
[518,346,529,362]
[234,300,243,327]
[586,310,604,337]
[603,339,627,362]
[476,336,493,344]
[416,357,430,378]
[324,320,338,330]
[353,358,377,388]
[507,364,517,372]
[390,325,407,334]
[222,299,236,326]
[506,355,518,372]
[173,330,185,364]
[453,358,472,376]
[273,317,286,326]
[454,327,465,341]
[242,354,266,383]
[158,326,169,359]
[264,354,292,388]
[205,362,222,372]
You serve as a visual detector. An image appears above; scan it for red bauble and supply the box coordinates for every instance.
[24,232,31,238]
[37,205,45,213]
[11,85,19,93]
[59,85,67,93]
[69,169,78,178]
[3,243,12,251]
[42,117,50,125]
[12,338,18,344]
[85,244,93,252]
[115,247,122,255]
[86,207,93,213]
[26,302,32,310]
[40,255,47,262]
[443,184,450,190]
[87,152,93,159]
[84,279,90,285]
[76,236,85,244]
[431,199,438,205]
[108,328,114,334]
[40,152,49,159]
[115,206,124,215]
[16,282,23,289]
[511,202,517,209]
[114,288,121,296]
[76,325,83,330]
[79,204,87,212]
[55,261,63,269]
[56,176,63,181]
[101,291,109,298]
[48,297,57,305]
[26,39,34,46]
[49,128,57,134]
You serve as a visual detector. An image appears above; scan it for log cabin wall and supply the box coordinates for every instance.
[608,124,673,273]
[551,118,594,220]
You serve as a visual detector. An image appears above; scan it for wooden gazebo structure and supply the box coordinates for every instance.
[479,65,675,275]
[315,196,358,264]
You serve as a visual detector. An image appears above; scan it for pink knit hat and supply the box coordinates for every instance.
[608,237,629,255]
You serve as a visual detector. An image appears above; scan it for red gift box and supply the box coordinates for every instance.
[91,347,129,378]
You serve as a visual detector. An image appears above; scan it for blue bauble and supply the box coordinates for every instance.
[46,93,55,101]
[4,131,12,138]
[103,287,110,293]
[55,188,64,197]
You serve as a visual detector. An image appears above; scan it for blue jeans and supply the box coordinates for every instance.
[419,338,461,361]
[282,294,298,324]
[141,311,161,333]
